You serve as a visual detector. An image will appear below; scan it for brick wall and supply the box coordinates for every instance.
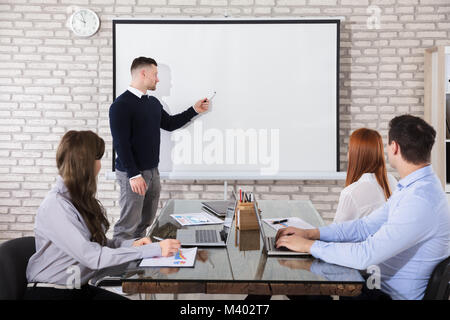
[0,0,449,241]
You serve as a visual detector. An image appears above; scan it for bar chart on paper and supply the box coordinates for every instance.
[139,248,198,268]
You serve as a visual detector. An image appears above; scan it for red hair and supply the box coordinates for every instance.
[346,128,392,200]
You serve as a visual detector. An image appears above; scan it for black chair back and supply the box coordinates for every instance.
[423,255,450,300]
[0,237,36,300]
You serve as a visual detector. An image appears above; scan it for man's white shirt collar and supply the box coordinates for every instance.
[127,86,147,98]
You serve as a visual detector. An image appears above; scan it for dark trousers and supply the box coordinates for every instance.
[24,284,129,300]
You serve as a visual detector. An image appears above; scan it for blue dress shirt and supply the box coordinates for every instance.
[310,165,450,300]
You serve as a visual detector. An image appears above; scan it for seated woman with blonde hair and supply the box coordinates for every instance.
[25,130,180,300]
[334,128,397,223]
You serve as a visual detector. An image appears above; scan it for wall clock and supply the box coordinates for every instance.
[69,8,100,37]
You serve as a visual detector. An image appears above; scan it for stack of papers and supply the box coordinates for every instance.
[263,217,315,231]
[139,247,198,268]
[170,212,223,226]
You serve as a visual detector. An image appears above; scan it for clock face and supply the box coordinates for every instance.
[70,9,100,37]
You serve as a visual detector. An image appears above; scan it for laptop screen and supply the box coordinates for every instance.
[253,201,267,240]
[220,200,237,243]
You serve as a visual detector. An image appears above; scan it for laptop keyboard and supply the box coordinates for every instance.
[267,237,276,250]
[268,236,289,251]
[195,230,219,243]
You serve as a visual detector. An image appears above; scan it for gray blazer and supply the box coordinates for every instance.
[26,176,161,286]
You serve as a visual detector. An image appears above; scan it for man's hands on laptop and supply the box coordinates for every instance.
[275,227,320,241]
[275,227,320,253]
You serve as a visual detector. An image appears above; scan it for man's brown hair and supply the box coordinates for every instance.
[130,56,157,73]
[388,114,436,165]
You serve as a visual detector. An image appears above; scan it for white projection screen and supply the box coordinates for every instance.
[113,19,340,180]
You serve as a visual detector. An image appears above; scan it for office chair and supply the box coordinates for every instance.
[0,237,36,300]
[423,255,450,300]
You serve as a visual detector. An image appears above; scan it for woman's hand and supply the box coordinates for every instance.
[132,237,151,247]
[159,239,181,257]
[133,237,181,257]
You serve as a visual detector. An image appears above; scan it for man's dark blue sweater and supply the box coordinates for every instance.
[109,90,198,178]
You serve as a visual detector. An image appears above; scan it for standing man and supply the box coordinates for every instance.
[109,57,209,241]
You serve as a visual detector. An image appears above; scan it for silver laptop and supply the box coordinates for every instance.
[176,200,236,247]
[254,202,310,256]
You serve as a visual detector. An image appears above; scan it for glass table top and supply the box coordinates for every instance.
[93,200,363,285]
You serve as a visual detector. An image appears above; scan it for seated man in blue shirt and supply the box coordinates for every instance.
[276,115,450,300]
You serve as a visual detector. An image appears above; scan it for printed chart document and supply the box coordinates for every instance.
[263,217,315,231]
[139,247,198,268]
[170,212,223,226]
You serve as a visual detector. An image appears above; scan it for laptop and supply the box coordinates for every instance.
[176,200,236,247]
[254,202,311,257]
[201,189,238,218]
[202,201,233,217]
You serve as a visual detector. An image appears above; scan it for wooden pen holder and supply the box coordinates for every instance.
[235,201,259,231]
[237,229,260,251]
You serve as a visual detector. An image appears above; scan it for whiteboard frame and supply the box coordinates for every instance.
[112,18,341,180]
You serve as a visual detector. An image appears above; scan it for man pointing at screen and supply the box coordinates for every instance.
[109,56,210,241]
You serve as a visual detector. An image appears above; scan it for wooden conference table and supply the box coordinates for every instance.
[95,200,364,297]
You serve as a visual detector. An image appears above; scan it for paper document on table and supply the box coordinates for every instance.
[139,247,198,268]
[263,217,315,231]
[170,212,223,226]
